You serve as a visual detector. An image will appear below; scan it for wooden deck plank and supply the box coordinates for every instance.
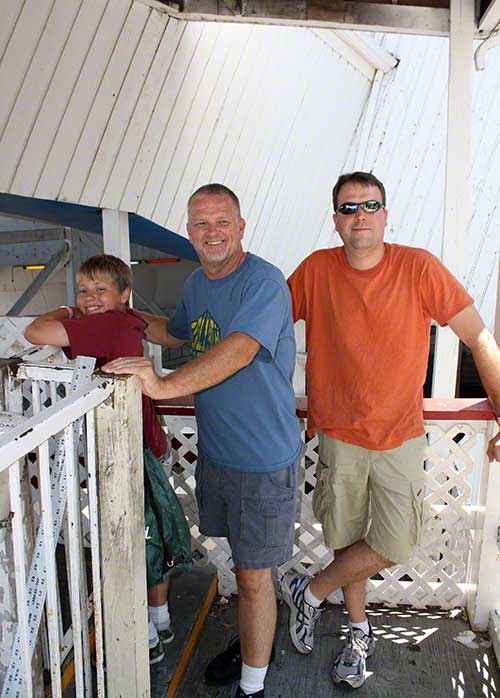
[177,595,499,697]
[150,566,217,698]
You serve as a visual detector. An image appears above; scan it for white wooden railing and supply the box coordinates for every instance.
[0,348,151,698]
[0,355,113,697]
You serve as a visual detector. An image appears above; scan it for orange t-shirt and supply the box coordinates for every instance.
[288,244,474,450]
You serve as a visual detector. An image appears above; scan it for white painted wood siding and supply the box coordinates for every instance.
[353,33,500,331]
[0,0,373,276]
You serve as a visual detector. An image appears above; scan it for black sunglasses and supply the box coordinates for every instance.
[336,200,385,215]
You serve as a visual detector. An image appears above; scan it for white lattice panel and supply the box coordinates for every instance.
[2,354,93,557]
[0,316,33,358]
[166,415,491,606]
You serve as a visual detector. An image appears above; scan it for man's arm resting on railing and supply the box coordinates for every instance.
[102,332,261,399]
[23,307,73,346]
[136,312,187,348]
[448,305,500,462]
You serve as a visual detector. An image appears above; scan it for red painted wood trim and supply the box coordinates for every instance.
[156,396,496,421]
[422,398,495,420]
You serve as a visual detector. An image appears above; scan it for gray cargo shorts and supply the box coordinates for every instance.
[195,455,299,569]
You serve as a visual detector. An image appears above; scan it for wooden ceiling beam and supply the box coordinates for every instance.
[175,0,451,35]
[478,0,500,32]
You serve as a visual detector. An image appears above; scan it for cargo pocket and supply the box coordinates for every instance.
[240,491,296,549]
[312,458,329,523]
[410,481,425,548]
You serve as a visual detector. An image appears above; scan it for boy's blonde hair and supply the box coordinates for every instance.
[77,255,133,294]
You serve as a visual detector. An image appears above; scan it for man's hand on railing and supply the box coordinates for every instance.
[487,428,500,462]
[102,356,166,399]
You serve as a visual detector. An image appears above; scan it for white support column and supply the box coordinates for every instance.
[101,209,133,306]
[468,423,500,629]
[494,254,500,345]
[101,209,131,266]
[432,0,474,398]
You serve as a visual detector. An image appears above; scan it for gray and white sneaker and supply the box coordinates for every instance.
[281,572,324,654]
[332,623,375,688]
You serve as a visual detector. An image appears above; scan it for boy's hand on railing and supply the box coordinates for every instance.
[487,429,500,462]
[102,356,166,399]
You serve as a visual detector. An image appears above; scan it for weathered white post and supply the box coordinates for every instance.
[0,469,16,685]
[101,209,131,265]
[96,374,150,698]
[468,419,500,631]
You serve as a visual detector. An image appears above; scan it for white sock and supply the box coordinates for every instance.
[148,620,159,648]
[304,584,323,608]
[350,619,370,635]
[149,602,171,631]
[239,662,268,694]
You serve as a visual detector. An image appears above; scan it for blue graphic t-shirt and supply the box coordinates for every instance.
[168,253,302,472]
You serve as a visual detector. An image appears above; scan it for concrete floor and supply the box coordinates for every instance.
[62,566,498,698]
[176,590,499,698]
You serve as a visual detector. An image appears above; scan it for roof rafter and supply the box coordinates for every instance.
[165,0,451,36]
[478,0,500,32]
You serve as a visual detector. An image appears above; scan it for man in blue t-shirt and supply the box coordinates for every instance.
[104,184,302,698]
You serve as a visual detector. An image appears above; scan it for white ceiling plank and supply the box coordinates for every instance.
[61,2,151,205]
[166,24,254,233]
[81,7,168,206]
[0,0,55,141]
[121,22,204,214]
[193,27,275,195]
[143,23,221,222]
[259,57,370,270]
[243,30,330,250]
[134,22,212,219]
[11,0,108,198]
[154,24,241,226]
[0,0,82,193]
[0,1,24,61]
[103,18,185,211]
[35,0,133,201]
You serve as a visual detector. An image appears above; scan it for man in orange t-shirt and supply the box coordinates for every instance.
[281,172,500,689]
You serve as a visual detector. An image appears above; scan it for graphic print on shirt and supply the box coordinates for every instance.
[191,311,221,357]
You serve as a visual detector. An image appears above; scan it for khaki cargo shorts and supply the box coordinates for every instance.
[312,432,426,565]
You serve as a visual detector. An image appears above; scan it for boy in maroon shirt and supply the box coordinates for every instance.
[25,254,176,664]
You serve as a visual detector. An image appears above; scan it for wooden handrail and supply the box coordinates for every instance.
[156,396,497,421]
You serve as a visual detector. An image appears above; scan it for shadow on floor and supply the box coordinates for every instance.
[176,593,499,698]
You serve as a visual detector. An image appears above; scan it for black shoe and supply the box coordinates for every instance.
[149,640,165,665]
[204,636,275,686]
[231,685,265,698]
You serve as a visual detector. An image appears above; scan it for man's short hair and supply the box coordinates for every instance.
[188,183,241,217]
[332,172,386,211]
[77,254,133,294]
